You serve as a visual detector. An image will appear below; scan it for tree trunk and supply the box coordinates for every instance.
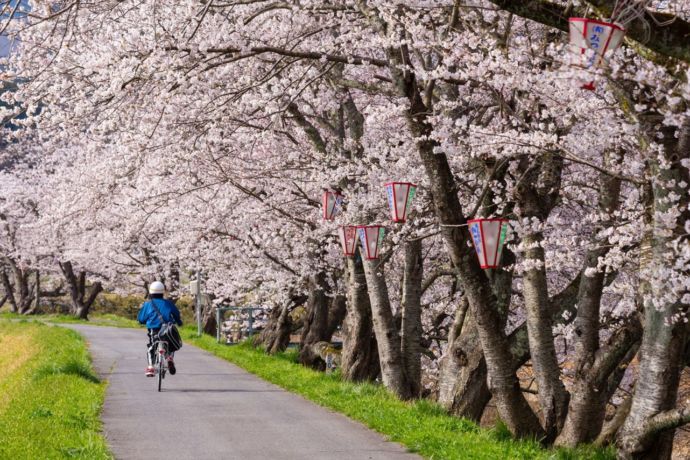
[437,250,514,419]
[9,261,35,315]
[412,127,543,436]
[361,257,411,400]
[325,294,347,341]
[168,262,181,303]
[557,319,641,447]
[260,300,295,354]
[617,116,690,460]
[59,260,103,319]
[33,271,40,313]
[60,260,80,314]
[20,270,41,316]
[1,268,17,313]
[439,258,581,423]
[617,298,686,460]
[437,299,492,420]
[557,152,624,447]
[299,271,332,368]
[513,152,568,440]
[597,395,633,447]
[76,282,102,319]
[341,254,380,382]
[201,304,216,335]
[401,240,423,398]
[521,230,569,439]
[370,21,543,435]
[360,9,539,431]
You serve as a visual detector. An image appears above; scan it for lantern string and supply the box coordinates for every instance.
[610,0,674,37]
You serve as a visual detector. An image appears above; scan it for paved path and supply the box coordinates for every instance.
[66,325,419,460]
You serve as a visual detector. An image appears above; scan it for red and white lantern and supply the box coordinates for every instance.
[468,218,509,269]
[568,18,625,90]
[385,182,417,223]
[357,225,386,260]
[338,226,358,257]
[322,190,344,221]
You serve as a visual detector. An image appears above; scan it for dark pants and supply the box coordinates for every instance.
[146,328,160,366]
[146,328,176,366]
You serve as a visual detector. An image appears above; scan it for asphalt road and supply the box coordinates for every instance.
[66,325,419,460]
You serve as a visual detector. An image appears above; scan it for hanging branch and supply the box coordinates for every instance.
[485,0,690,65]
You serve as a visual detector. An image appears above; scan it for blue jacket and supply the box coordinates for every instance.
[137,298,183,329]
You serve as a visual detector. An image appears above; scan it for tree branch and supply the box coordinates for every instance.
[421,266,456,294]
[166,45,388,67]
[644,407,690,437]
[485,0,690,65]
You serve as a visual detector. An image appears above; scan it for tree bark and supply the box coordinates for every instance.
[58,260,103,319]
[617,116,690,459]
[6,260,35,315]
[1,268,16,313]
[556,152,624,447]
[436,251,512,421]
[361,257,411,399]
[437,299,492,420]
[597,395,633,447]
[557,318,642,447]
[201,303,216,335]
[484,0,690,65]
[299,271,332,368]
[515,152,569,440]
[341,254,380,382]
[260,299,296,354]
[386,39,543,439]
[325,294,347,340]
[355,0,542,436]
[76,282,102,319]
[401,240,423,398]
[438,268,580,422]
[521,230,569,438]
[397,71,543,438]
[33,270,40,313]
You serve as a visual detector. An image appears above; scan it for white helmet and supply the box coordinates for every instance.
[149,281,165,294]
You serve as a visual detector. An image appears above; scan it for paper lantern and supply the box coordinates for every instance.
[568,18,625,90]
[357,225,385,260]
[468,219,509,269]
[338,226,358,257]
[385,182,417,223]
[322,190,344,221]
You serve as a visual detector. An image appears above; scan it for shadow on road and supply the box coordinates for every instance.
[164,388,282,393]
[110,372,242,376]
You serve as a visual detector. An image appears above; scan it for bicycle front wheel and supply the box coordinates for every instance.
[158,358,163,392]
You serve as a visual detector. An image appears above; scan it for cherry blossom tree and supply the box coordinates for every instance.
[1,1,689,458]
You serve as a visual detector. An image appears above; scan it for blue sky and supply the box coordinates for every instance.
[1,1,29,57]
[0,36,10,57]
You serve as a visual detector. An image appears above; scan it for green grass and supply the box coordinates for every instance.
[0,311,139,328]
[0,320,112,459]
[182,327,614,460]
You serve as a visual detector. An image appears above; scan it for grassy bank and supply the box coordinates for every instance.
[182,328,613,460]
[0,311,139,328]
[0,320,111,459]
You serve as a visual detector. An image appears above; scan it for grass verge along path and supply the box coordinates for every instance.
[0,311,139,328]
[0,320,111,459]
[183,329,613,460]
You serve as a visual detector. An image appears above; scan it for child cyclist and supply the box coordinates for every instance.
[137,281,183,377]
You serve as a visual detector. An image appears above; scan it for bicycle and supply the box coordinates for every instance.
[151,338,170,392]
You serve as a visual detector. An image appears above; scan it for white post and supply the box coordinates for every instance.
[195,270,202,336]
